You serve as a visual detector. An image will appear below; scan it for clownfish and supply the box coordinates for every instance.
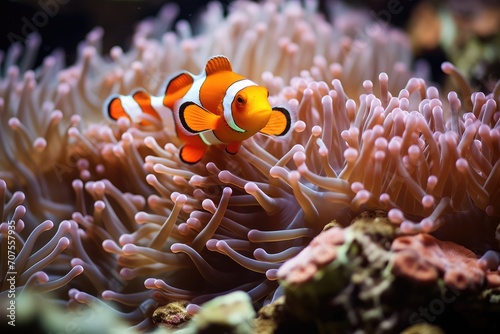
[105,56,292,164]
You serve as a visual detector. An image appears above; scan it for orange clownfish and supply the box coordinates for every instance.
[105,56,292,164]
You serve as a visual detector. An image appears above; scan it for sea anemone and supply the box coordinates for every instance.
[0,0,499,331]
[0,180,83,308]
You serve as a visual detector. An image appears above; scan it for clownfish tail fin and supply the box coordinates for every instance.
[105,94,129,121]
[104,90,161,125]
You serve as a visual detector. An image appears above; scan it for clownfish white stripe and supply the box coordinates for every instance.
[150,95,166,111]
[120,95,143,122]
[222,79,257,133]
[182,74,205,106]
[151,95,175,130]
[199,131,225,146]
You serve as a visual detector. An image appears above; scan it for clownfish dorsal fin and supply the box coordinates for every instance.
[165,72,194,96]
[260,107,292,136]
[205,56,232,75]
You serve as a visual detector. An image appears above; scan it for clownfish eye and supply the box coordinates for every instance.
[236,95,245,105]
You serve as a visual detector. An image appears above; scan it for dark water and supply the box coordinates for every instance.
[0,0,235,67]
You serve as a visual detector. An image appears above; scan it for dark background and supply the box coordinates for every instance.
[1,0,497,89]
[0,0,418,67]
[0,0,236,67]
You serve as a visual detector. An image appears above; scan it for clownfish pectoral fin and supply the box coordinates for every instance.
[179,102,220,133]
[204,56,232,75]
[106,95,129,121]
[259,107,292,136]
[179,144,207,164]
[225,142,241,155]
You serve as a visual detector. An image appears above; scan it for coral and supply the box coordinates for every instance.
[391,233,500,291]
[277,216,397,333]
[276,216,500,333]
[277,226,347,285]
